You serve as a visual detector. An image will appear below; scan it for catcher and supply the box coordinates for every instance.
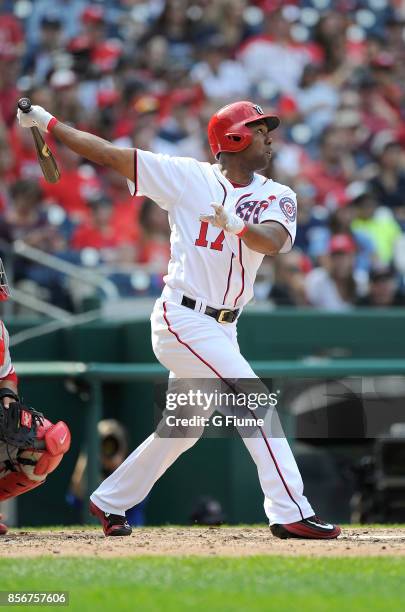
[0,259,71,534]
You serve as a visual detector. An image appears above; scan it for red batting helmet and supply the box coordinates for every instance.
[208,101,280,159]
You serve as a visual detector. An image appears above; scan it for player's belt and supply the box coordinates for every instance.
[181,296,239,323]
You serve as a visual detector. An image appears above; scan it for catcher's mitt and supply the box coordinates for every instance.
[0,388,45,449]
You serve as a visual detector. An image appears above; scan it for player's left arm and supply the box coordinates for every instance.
[237,222,288,256]
[200,204,290,256]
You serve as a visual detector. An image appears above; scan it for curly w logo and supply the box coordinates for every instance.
[235,194,269,224]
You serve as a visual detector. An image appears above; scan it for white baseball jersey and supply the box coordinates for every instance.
[127,150,297,309]
[0,322,14,380]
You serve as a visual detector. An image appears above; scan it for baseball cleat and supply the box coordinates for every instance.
[270,515,341,540]
[89,501,132,537]
[0,521,8,535]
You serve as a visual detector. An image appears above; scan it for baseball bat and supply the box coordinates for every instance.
[17,97,61,184]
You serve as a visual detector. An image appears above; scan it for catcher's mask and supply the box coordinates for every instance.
[208,100,280,160]
[0,259,10,301]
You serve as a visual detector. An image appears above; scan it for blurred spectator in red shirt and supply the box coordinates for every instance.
[71,194,135,263]
[9,124,43,181]
[41,145,102,223]
[137,198,170,271]
[0,2,24,59]
[369,53,402,122]
[0,47,21,127]
[358,74,402,138]
[301,126,357,208]
[103,165,141,246]
[69,7,123,115]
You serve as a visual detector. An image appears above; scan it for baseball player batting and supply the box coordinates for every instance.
[17,100,340,539]
[0,259,71,534]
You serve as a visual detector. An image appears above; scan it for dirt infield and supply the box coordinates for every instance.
[1,527,405,557]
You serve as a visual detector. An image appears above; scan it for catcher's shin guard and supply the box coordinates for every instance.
[0,419,71,501]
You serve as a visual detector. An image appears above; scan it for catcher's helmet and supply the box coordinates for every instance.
[208,101,280,159]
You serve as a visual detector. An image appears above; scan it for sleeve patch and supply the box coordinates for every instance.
[279,196,296,222]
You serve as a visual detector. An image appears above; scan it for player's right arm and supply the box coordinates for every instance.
[17,105,191,208]
[17,104,135,180]
[52,123,135,181]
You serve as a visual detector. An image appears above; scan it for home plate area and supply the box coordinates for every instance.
[1,527,405,557]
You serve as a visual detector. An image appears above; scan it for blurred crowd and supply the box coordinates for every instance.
[1,0,405,310]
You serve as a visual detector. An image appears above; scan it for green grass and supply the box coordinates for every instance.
[0,556,405,612]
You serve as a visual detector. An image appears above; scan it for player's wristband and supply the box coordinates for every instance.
[225,213,246,236]
[47,117,58,132]
[236,223,248,237]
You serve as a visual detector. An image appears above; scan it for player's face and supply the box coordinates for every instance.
[242,121,273,171]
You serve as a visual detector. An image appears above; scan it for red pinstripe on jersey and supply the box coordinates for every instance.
[233,239,245,307]
[222,253,234,304]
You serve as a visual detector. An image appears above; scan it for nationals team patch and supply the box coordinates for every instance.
[279,197,297,222]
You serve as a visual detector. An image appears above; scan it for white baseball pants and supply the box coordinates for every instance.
[91,294,314,524]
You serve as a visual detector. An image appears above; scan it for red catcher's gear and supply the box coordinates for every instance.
[0,419,71,502]
[208,101,280,159]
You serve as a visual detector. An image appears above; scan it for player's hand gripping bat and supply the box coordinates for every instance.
[17,98,60,184]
